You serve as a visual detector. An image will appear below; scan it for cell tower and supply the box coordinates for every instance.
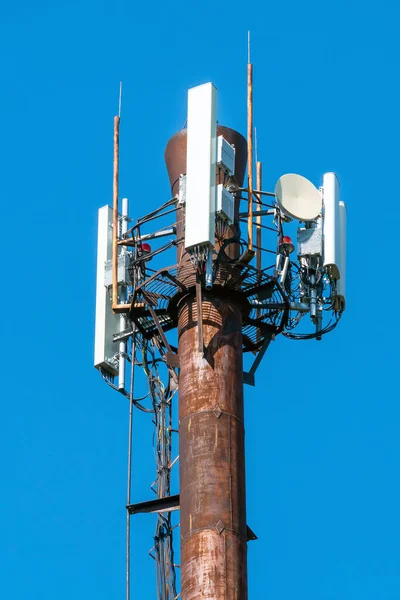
[94,60,346,599]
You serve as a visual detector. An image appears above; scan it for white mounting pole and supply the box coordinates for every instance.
[205,249,213,289]
[279,255,290,287]
[119,197,129,391]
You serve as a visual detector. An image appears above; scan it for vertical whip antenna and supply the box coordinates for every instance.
[112,112,120,309]
[256,161,262,269]
[256,160,263,343]
[119,81,123,118]
[247,31,254,252]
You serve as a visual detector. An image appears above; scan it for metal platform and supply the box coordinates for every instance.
[130,261,289,352]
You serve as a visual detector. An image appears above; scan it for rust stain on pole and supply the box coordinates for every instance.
[165,128,248,599]
[178,296,247,599]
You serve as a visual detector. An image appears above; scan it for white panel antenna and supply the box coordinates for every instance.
[275,173,322,222]
[217,135,235,176]
[336,200,346,310]
[216,184,234,223]
[185,83,217,251]
[322,172,341,280]
[94,205,120,375]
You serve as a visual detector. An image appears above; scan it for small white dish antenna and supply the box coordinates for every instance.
[275,173,322,221]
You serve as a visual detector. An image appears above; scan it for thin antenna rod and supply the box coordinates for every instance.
[255,160,262,343]
[247,32,254,251]
[111,95,131,313]
[255,125,258,165]
[256,161,262,272]
[119,82,122,118]
[112,114,120,308]
[248,30,251,64]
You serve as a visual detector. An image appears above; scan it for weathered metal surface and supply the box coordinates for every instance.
[164,126,247,197]
[178,295,248,599]
[165,126,247,266]
[165,125,249,599]
[181,532,248,600]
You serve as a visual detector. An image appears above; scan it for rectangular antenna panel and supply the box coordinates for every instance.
[94,205,120,375]
[178,175,186,205]
[323,172,341,280]
[185,83,217,251]
[297,227,323,257]
[217,136,235,176]
[216,184,234,223]
[336,200,346,310]
[104,254,131,287]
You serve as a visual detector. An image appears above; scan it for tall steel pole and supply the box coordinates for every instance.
[178,296,247,599]
[165,127,248,599]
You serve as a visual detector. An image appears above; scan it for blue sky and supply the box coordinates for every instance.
[0,1,399,598]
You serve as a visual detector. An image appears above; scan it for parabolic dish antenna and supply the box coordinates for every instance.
[275,173,322,221]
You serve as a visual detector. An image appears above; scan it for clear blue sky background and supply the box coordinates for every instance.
[1,1,399,598]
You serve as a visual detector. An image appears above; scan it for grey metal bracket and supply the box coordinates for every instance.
[238,209,275,218]
[243,372,255,387]
[127,494,180,515]
[246,525,258,541]
[113,326,134,343]
[137,227,176,243]
[243,334,274,387]
[127,494,258,542]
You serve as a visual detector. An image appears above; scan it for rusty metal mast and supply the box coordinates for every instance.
[165,123,249,597]
[163,47,255,598]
